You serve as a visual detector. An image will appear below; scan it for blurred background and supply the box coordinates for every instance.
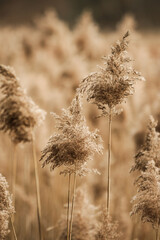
[0,0,160,240]
[1,0,160,28]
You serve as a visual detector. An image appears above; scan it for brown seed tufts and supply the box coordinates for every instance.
[131,116,160,172]
[0,64,46,144]
[78,32,145,116]
[40,95,103,171]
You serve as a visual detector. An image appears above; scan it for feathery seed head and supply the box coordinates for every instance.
[131,116,160,172]
[40,95,103,171]
[78,32,145,116]
[0,64,46,144]
[96,208,122,240]
[131,160,160,229]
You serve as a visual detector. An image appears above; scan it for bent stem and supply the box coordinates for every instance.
[32,133,43,240]
[107,108,112,213]
[12,144,17,210]
[10,216,18,240]
[69,166,77,240]
[67,173,71,240]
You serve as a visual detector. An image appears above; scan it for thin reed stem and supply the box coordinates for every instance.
[32,133,43,240]
[12,144,17,210]
[10,216,18,240]
[156,223,159,240]
[107,108,112,213]
[69,166,77,240]
[67,173,71,240]
[130,216,138,240]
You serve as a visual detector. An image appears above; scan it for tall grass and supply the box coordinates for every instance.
[0,9,160,240]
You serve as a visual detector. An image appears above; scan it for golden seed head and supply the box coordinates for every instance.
[97,208,122,240]
[40,95,103,171]
[78,32,145,116]
[131,160,160,228]
[0,64,46,144]
[131,115,160,172]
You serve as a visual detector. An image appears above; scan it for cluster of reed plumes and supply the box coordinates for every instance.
[0,8,160,240]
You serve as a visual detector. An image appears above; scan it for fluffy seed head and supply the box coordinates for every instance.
[96,208,122,240]
[40,95,103,171]
[0,65,46,144]
[78,32,145,116]
[131,160,160,229]
[131,116,160,172]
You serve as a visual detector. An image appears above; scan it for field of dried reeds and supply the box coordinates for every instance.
[0,10,160,240]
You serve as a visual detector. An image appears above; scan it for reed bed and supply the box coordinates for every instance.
[0,10,160,240]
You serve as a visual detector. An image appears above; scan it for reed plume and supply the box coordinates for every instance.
[131,161,160,239]
[0,173,14,240]
[0,64,46,240]
[78,31,145,213]
[131,116,160,172]
[0,64,45,144]
[40,95,103,171]
[96,208,122,240]
[40,95,103,240]
[78,31,144,116]
[131,116,160,239]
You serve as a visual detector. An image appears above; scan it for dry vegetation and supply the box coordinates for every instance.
[0,10,160,240]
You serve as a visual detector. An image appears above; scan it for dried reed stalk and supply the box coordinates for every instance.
[32,134,43,240]
[10,217,18,240]
[78,32,144,218]
[67,173,71,240]
[40,96,102,240]
[11,144,17,240]
[107,109,112,213]
[58,187,98,240]
[69,166,77,240]
[12,144,17,211]
[156,227,159,240]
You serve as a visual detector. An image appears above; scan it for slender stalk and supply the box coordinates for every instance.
[12,144,17,210]
[156,222,159,240]
[10,216,18,240]
[156,227,159,240]
[32,134,43,240]
[67,173,71,240]
[156,192,159,240]
[107,108,112,213]
[69,166,77,240]
[130,216,138,240]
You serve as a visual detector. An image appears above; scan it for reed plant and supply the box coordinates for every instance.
[78,31,145,213]
[131,116,160,240]
[131,161,160,240]
[40,95,103,240]
[0,65,45,240]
